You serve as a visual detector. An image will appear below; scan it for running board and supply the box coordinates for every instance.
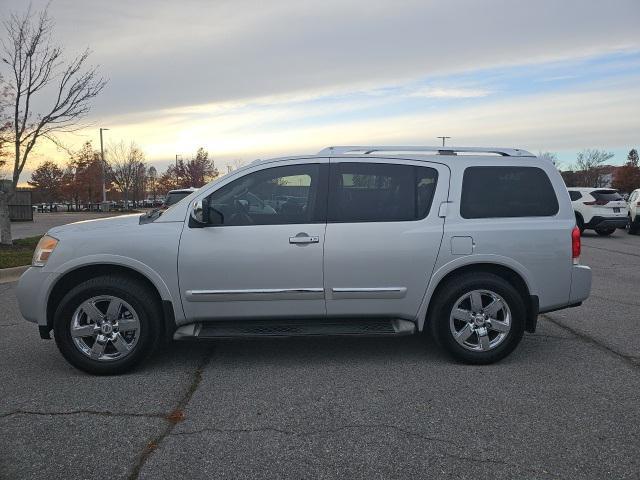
[173,318,416,340]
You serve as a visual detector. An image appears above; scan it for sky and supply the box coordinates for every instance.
[1,0,639,181]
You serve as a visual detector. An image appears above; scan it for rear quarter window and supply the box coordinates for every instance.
[461,166,559,219]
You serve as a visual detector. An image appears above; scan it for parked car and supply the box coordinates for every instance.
[567,187,628,236]
[627,188,640,235]
[162,187,198,208]
[17,145,591,374]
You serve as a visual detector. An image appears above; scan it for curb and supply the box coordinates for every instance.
[0,265,29,284]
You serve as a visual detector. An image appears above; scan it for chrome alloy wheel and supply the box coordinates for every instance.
[449,289,511,352]
[70,295,140,361]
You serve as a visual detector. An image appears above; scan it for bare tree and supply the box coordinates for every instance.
[573,149,614,187]
[538,151,561,170]
[0,6,106,244]
[108,141,145,208]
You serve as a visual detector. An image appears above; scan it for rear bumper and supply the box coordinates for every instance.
[537,265,591,321]
[569,265,591,304]
[585,216,628,229]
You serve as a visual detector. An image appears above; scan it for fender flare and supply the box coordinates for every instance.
[415,254,538,330]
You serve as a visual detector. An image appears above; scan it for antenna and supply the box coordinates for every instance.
[437,136,451,147]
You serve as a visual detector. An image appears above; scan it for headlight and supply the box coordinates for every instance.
[32,235,59,267]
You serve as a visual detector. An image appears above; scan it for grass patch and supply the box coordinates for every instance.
[0,236,41,269]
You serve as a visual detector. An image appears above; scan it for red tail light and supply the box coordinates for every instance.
[583,200,608,206]
[572,226,581,262]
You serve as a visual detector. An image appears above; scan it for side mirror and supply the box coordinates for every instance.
[189,200,207,227]
[189,199,224,228]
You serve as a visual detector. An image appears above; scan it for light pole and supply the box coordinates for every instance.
[437,136,451,147]
[100,128,109,202]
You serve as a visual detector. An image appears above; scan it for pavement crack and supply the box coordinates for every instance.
[127,346,215,480]
[528,333,576,341]
[172,423,457,448]
[582,244,640,259]
[171,423,553,476]
[541,315,639,369]
[0,409,167,420]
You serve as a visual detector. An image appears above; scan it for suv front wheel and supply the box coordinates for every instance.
[53,275,161,375]
[429,273,526,364]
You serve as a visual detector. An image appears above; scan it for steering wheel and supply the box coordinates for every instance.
[229,198,254,225]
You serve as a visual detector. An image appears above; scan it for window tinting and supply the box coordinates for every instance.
[206,164,322,225]
[568,191,582,201]
[328,163,438,222]
[461,167,559,218]
[591,190,622,202]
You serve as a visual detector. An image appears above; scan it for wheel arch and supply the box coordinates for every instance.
[419,260,538,333]
[45,263,176,340]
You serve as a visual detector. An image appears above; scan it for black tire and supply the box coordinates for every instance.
[595,227,615,236]
[575,213,585,234]
[628,216,639,235]
[428,273,526,364]
[53,275,161,375]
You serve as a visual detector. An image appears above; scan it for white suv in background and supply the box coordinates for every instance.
[567,188,628,236]
[627,188,640,235]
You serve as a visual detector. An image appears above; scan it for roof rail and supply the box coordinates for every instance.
[317,146,535,157]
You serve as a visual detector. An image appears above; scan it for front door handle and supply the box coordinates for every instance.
[289,233,319,244]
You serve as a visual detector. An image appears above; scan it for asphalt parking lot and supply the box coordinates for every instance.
[1,230,639,479]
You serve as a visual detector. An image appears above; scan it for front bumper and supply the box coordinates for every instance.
[16,267,58,326]
[585,216,628,230]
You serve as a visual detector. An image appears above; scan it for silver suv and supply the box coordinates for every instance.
[17,146,592,374]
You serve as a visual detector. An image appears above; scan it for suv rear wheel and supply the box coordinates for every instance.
[429,273,525,364]
[53,275,161,375]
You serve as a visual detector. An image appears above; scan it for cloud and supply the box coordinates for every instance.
[2,0,639,117]
[408,87,491,99]
[2,0,640,181]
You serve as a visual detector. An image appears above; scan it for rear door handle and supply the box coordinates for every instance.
[289,233,319,244]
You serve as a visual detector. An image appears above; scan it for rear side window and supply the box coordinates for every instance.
[328,163,438,222]
[591,190,622,202]
[461,166,559,218]
[569,191,582,201]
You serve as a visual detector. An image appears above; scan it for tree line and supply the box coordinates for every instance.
[28,143,219,207]
[560,148,640,192]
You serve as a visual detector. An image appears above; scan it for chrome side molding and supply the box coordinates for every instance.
[185,288,325,302]
[330,287,407,299]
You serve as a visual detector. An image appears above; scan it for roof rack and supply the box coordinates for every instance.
[317,146,535,157]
